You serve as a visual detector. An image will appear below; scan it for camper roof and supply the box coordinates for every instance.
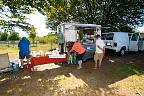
[59,23,101,29]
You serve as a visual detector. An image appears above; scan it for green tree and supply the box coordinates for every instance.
[35,36,47,44]
[0,6,32,32]
[29,25,36,46]
[1,0,144,32]
[30,0,143,31]
[8,32,20,40]
[46,33,58,50]
[7,31,20,47]
[0,31,8,41]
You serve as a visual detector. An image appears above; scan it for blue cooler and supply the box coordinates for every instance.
[11,62,20,74]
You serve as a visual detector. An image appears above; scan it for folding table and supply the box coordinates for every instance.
[27,54,67,72]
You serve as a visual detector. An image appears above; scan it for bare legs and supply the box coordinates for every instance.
[94,53,103,69]
[27,59,30,64]
[20,59,24,68]
[20,59,30,68]
[77,60,82,69]
[95,59,102,69]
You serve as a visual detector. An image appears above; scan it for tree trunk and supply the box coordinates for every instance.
[7,41,10,47]
[12,41,14,48]
[51,40,52,50]
[33,39,34,47]
[36,40,37,47]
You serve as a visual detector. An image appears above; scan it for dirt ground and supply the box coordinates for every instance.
[0,52,144,96]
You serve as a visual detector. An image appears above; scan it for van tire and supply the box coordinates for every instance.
[119,49,125,56]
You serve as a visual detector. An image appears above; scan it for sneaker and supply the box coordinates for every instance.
[77,66,82,69]
[20,66,24,69]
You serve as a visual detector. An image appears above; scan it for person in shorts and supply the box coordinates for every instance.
[94,35,105,69]
[18,37,30,68]
[69,39,86,69]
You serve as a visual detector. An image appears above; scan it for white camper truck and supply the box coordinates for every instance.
[57,23,101,61]
[104,32,144,56]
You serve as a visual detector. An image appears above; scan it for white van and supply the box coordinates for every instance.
[104,32,144,56]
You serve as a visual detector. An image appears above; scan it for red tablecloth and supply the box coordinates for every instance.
[27,55,67,72]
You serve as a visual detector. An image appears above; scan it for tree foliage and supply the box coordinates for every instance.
[0,31,8,41]
[46,33,58,43]
[46,0,144,32]
[1,0,144,32]
[29,25,36,40]
[0,3,33,32]
[8,32,20,40]
[29,25,36,46]
[35,34,58,44]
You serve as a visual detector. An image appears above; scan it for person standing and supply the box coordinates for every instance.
[58,32,65,54]
[18,37,30,68]
[94,35,105,69]
[69,39,86,69]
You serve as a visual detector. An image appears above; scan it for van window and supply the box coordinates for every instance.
[106,33,114,40]
[101,34,107,40]
[131,33,139,41]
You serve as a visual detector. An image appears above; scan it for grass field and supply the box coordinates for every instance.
[0,44,144,96]
[0,43,58,60]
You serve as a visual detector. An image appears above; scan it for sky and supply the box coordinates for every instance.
[24,11,54,37]
[137,26,144,32]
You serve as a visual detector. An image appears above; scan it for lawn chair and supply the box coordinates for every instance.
[0,53,12,73]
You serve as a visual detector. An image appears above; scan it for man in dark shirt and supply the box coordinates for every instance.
[18,37,30,68]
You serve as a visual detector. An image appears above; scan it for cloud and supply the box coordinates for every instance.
[137,26,144,32]
[25,11,52,37]
[14,27,28,37]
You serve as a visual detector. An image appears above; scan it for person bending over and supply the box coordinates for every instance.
[69,39,86,69]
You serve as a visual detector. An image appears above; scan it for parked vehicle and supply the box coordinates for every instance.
[104,32,144,56]
[57,22,101,61]
[101,32,108,44]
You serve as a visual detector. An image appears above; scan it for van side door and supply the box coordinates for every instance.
[129,33,140,52]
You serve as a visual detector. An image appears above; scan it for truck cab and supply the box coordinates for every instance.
[57,23,101,61]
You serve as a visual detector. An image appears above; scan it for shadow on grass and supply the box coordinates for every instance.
[0,52,144,96]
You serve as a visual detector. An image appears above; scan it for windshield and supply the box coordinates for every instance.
[106,33,114,40]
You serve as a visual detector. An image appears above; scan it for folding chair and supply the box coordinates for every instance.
[0,53,12,73]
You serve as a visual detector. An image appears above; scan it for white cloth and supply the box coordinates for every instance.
[95,38,105,53]
[48,54,66,58]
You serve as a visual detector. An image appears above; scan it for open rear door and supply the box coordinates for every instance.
[129,33,139,52]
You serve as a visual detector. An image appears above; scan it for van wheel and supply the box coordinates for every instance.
[119,49,125,56]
